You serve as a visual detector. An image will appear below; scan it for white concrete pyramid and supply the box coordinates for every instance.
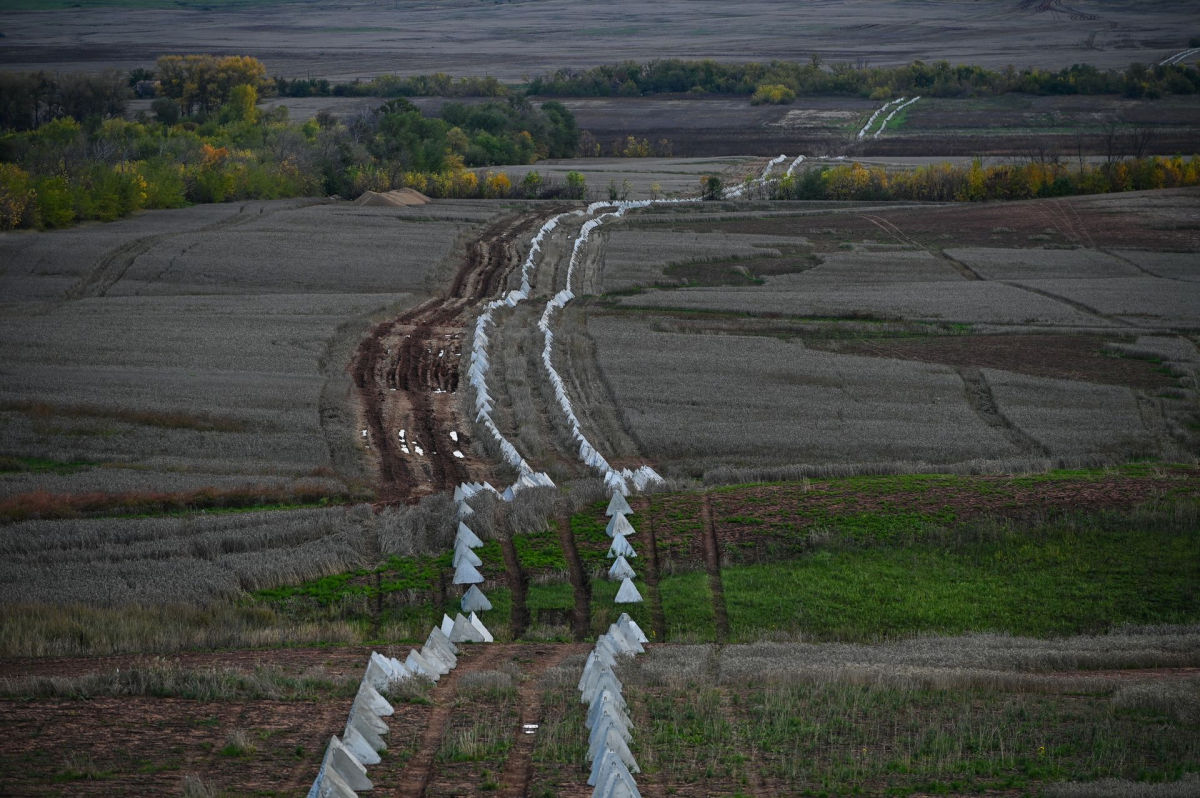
[354,681,394,717]
[346,713,386,754]
[453,559,485,585]
[581,671,627,711]
[453,544,482,568]
[461,584,493,613]
[381,653,412,683]
[362,655,391,691]
[341,724,382,765]
[588,746,640,788]
[420,644,452,675]
[605,514,635,538]
[606,492,633,517]
[322,736,372,792]
[586,689,631,730]
[422,634,457,671]
[449,612,485,643]
[308,764,359,798]
[588,709,633,748]
[440,613,455,638]
[469,611,494,643]
[456,522,484,548]
[608,555,636,581]
[607,623,644,655]
[405,648,440,681]
[588,725,639,773]
[426,625,460,658]
[616,613,649,644]
[348,703,389,736]
[614,578,642,604]
[608,534,636,559]
[595,758,643,798]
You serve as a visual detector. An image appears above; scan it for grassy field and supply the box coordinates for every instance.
[2,468,1196,795]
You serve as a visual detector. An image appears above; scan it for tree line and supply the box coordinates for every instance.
[764,156,1200,203]
[528,58,1200,100]
[0,56,582,230]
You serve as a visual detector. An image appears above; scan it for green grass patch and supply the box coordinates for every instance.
[715,520,1199,641]
[0,454,93,475]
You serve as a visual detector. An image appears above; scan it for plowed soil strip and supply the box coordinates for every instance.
[500,535,531,639]
[351,208,565,504]
[700,493,730,643]
[556,516,592,642]
[639,498,668,642]
[497,643,588,798]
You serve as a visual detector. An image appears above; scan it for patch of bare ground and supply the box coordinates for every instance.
[352,207,568,504]
[813,333,1178,390]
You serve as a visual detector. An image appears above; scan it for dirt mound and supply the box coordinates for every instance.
[354,188,432,207]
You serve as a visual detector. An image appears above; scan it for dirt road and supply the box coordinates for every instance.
[351,208,567,504]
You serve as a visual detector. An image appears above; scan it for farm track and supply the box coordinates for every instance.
[351,208,567,504]
[499,534,531,639]
[957,367,1050,456]
[859,212,983,279]
[639,499,669,642]
[63,200,318,301]
[699,493,731,643]
[391,646,482,797]
[556,516,593,641]
[496,643,587,798]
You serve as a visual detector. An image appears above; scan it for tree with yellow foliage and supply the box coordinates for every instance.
[156,55,271,116]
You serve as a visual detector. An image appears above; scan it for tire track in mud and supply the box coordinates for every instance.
[556,516,592,642]
[392,645,504,797]
[957,366,1050,456]
[860,212,983,280]
[351,208,565,504]
[1001,280,1137,328]
[64,200,318,301]
[699,493,730,644]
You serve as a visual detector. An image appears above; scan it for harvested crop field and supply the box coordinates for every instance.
[5,0,1195,80]
[0,199,506,505]
[560,190,1200,477]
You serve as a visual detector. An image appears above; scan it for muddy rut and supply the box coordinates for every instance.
[351,208,565,504]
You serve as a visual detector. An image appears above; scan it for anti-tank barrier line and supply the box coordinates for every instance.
[466,210,584,493]
[872,96,920,139]
[1160,46,1200,66]
[858,97,904,140]
[467,153,811,497]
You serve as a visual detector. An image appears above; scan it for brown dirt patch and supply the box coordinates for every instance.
[814,333,1178,390]
[354,188,432,207]
[351,207,570,504]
